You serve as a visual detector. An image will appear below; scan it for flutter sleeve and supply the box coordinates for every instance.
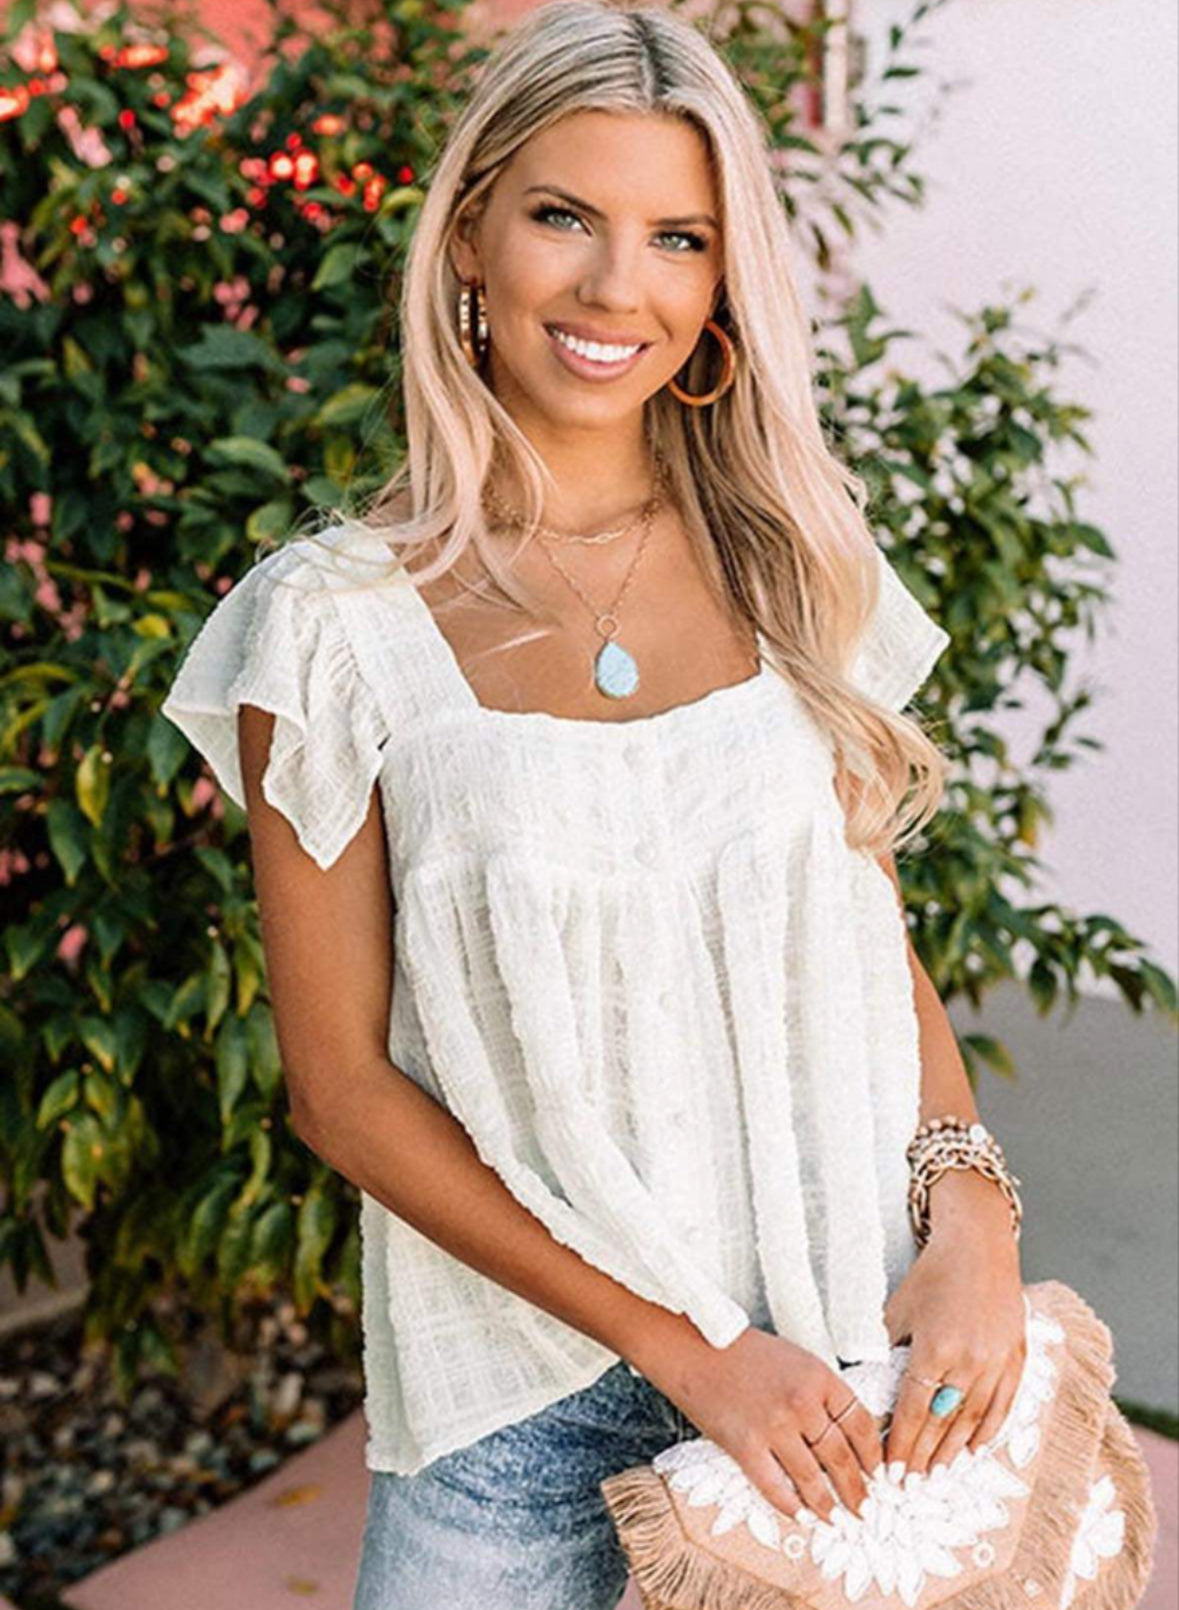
[160,544,389,871]
[848,544,951,712]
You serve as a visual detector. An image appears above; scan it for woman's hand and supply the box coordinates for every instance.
[882,1170,1026,1478]
[644,1327,887,1524]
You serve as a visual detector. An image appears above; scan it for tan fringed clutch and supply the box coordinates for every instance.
[601,1281,1157,1610]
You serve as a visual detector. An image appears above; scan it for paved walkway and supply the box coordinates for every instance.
[54,1406,1175,1610]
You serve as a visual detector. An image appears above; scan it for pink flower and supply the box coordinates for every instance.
[9,21,59,75]
[55,104,113,168]
[0,221,51,309]
[35,577,63,613]
[57,924,89,965]
[191,776,219,809]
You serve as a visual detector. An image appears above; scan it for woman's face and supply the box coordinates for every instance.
[449,109,725,432]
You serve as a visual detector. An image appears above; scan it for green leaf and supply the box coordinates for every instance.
[36,1070,80,1130]
[247,1007,283,1100]
[148,714,191,789]
[181,1174,242,1280]
[293,1182,338,1311]
[961,1033,1016,1080]
[61,1112,106,1211]
[206,437,291,482]
[83,1072,121,1126]
[205,941,232,1037]
[216,1013,251,1124]
[251,1198,294,1270]
[75,744,112,828]
[312,383,381,430]
[6,922,53,982]
[310,242,365,292]
[245,499,295,544]
[178,326,284,374]
[46,798,90,886]
[0,766,41,793]
[79,1016,118,1075]
[218,1205,257,1287]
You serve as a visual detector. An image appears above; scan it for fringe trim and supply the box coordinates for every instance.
[987,1278,1120,1607]
[1074,1400,1160,1610]
[599,1464,805,1610]
[600,1280,1158,1610]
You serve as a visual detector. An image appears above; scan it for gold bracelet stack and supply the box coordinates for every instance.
[906,1115,1023,1251]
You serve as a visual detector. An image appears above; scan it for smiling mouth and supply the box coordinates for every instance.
[543,324,654,376]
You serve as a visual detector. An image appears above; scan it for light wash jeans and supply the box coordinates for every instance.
[351,1359,701,1610]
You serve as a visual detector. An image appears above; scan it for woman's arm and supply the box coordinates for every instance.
[875,851,1025,1476]
[236,702,727,1372]
[876,851,1016,1242]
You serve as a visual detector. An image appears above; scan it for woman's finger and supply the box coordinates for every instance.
[905,1362,982,1477]
[801,1408,870,1516]
[883,1348,951,1469]
[968,1343,1027,1455]
[828,1385,886,1482]
[925,1364,1003,1472]
[776,1430,843,1523]
[741,1446,804,1521]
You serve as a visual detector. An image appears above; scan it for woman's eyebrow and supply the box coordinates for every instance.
[523,183,719,230]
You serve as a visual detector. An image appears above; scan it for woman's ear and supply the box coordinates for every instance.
[448,201,483,284]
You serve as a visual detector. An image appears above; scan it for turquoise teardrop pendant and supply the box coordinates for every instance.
[594,638,640,699]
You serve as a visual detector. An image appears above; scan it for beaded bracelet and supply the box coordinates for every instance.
[906,1114,1023,1251]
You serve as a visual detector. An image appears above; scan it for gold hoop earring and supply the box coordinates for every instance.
[667,318,737,407]
[458,281,489,368]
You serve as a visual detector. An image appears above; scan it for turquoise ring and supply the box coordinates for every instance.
[930,1383,965,1418]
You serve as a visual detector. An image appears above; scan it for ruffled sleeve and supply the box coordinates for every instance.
[160,544,389,871]
[849,545,951,712]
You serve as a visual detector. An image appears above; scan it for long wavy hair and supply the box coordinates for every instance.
[302,0,949,858]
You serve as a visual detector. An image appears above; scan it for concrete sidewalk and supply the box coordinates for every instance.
[56,1405,1176,1610]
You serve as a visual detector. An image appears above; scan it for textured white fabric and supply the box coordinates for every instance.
[161,523,951,1476]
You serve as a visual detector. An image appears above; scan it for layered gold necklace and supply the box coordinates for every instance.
[480,450,669,700]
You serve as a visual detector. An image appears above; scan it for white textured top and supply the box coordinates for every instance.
[160,522,951,1476]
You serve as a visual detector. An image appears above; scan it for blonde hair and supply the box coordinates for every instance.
[302,0,949,858]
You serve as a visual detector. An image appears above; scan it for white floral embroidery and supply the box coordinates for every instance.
[652,1295,1066,1607]
[1058,1475,1126,1608]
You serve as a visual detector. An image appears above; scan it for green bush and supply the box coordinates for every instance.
[0,0,1173,1393]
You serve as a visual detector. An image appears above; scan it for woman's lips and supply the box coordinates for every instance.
[544,323,651,382]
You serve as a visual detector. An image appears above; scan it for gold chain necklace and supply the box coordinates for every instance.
[481,450,667,546]
[480,451,669,700]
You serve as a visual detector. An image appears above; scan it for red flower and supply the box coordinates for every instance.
[112,43,169,70]
[0,84,30,124]
[292,150,319,190]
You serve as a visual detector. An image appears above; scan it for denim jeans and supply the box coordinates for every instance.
[351,1360,701,1610]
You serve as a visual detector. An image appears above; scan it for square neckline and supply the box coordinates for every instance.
[394,561,772,733]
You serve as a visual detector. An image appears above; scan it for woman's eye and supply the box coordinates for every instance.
[528,203,707,253]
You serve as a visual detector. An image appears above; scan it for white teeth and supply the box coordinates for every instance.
[551,327,642,363]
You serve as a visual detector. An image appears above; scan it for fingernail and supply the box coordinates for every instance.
[797,1506,816,1524]
[870,1460,885,1480]
[888,1459,906,1482]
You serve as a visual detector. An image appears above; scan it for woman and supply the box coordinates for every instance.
[161,2,1027,1605]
